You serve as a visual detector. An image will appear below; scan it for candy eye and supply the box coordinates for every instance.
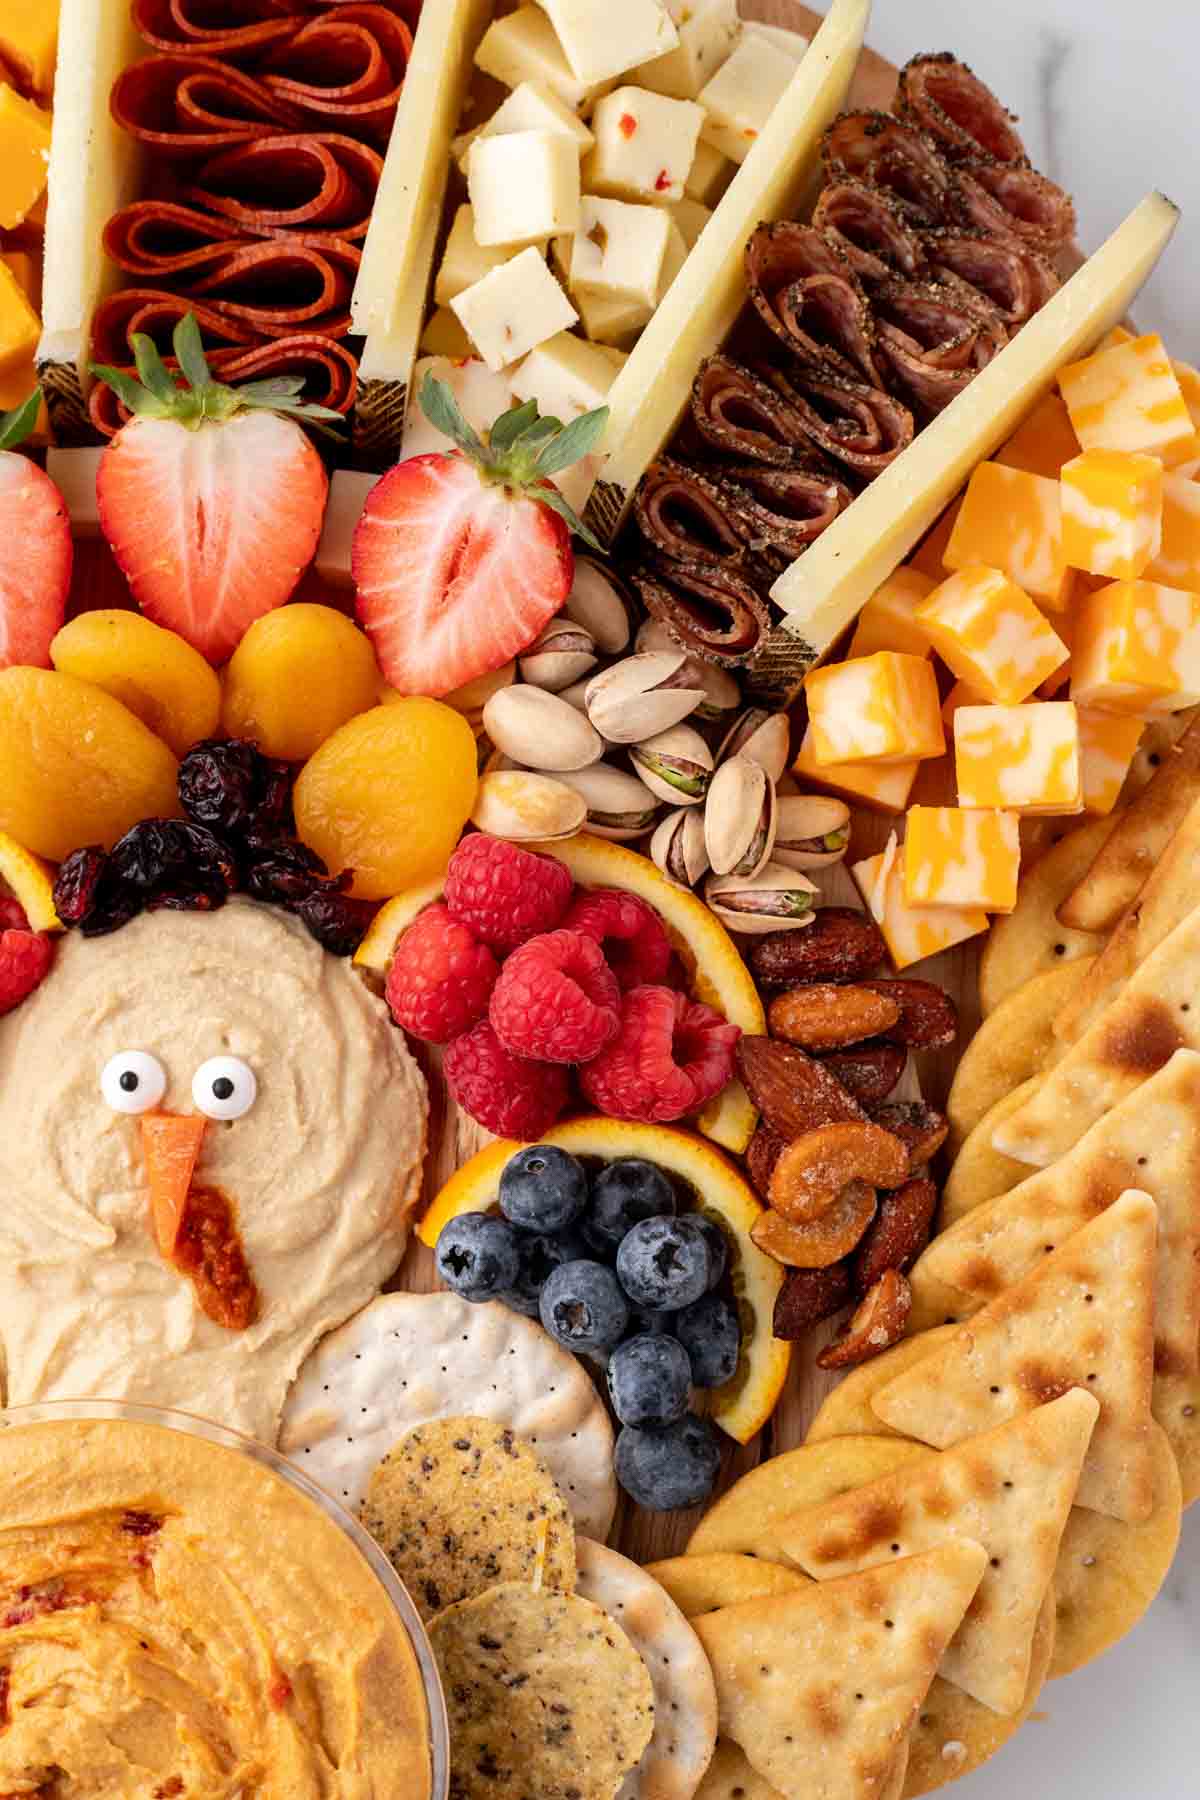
[192,1056,257,1121]
[101,1051,168,1116]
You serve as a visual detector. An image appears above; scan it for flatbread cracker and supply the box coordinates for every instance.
[977,815,1115,1015]
[645,1554,808,1619]
[806,1328,960,1443]
[278,1291,617,1538]
[576,1540,717,1800]
[939,1078,1043,1229]
[693,1740,783,1800]
[946,962,1085,1152]
[876,1195,1157,1522]
[687,1438,933,1558]
[694,1542,989,1800]
[771,1392,1097,1716]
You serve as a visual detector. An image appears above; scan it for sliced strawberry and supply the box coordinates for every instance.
[0,390,72,669]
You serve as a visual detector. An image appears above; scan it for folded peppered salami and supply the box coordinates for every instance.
[630,559,770,666]
[690,358,819,468]
[713,464,855,562]
[766,364,915,477]
[633,458,756,568]
[895,53,1029,167]
[811,182,927,283]
[870,276,1007,415]
[744,223,880,384]
[954,159,1077,253]
[921,228,1060,330]
[822,112,956,226]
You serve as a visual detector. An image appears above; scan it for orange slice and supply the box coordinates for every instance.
[353,877,445,979]
[0,828,62,932]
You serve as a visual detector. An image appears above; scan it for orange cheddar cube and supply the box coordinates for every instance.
[916,565,1069,705]
[941,679,986,728]
[1078,710,1144,815]
[0,356,47,441]
[944,462,1070,608]
[1145,473,1200,593]
[903,805,1021,912]
[0,257,40,373]
[1,249,38,309]
[1165,358,1200,468]
[995,391,1081,482]
[852,833,988,970]
[0,86,51,230]
[1058,332,1195,463]
[804,652,944,767]
[954,702,1082,814]
[1060,449,1163,580]
[0,4,59,97]
[846,567,936,659]
[1071,579,1200,715]
[791,728,918,815]
[909,496,962,582]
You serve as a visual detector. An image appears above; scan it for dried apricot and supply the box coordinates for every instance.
[768,1121,910,1223]
[223,603,380,762]
[50,611,220,756]
[750,1181,877,1269]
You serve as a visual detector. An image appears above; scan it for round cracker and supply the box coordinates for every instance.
[946,960,1092,1153]
[644,1553,807,1619]
[1156,1368,1200,1507]
[278,1291,617,1538]
[360,1416,576,1622]
[431,1582,654,1800]
[939,1077,1043,1229]
[576,1539,717,1800]
[805,1327,960,1443]
[693,1739,783,1800]
[978,816,1115,1015]
[687,1436,933,1557]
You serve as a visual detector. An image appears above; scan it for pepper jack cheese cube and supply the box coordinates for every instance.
[536,0,678,87]
[434,206,512,307]
[585,87,705,206]
[1070,578,1200,715]
[450,248,579,372]
[916,566,1069,705]
[1058,332,1195,463]
[510,331,618,419]
[792,729,918,815]
[633,0,739,100]
[1059,449,1163,580]
[0,5,58,96]
[697,32,799,165]
[472,80,596,158]
[684,136,734,204]
[954,702,1082,814]
[995,391,1081,481]
[903,806,1020,913]
[476,8,616,112]
[846,567,936,660]
[569,196,671,308]
[402,358,518,460]
[853,833,988,971]
[0,85,51,230]
[419,306,475,360]
[0,258,40,374]
[467,131,581,248]
[944,462,1070,608]
[804,652,944,767]
[1078,710,1144,815]
[670,195,711,249]
[552,235,651,343]
[1145,473,1200,593]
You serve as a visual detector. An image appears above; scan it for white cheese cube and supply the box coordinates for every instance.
[592,344,630,369]
[316,471,376,588]
[552,234,651,344]
[451,247,579,371]
[45,448,104,537]
[419,305,475,360]
[569,196,671,308]
[451,123,484,170]
[669,194,711,249]
[403,356,519,458]
[476,7,615,112]
[684,135,734,203]
[633,0,740,100]
[697,31,799,164]
[434,205,511,306]
[657,218,689,300]
[585,86,704,205]
[473,80,595,158]
[510,331,619,421]
[536,0,678,86]
[743,22,809,59]
[467,130,581,247]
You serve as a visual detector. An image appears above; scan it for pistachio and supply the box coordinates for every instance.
[563,557,634,653]
[635,618,741,721]
[773,796,852,870]
[715,708,791,783]
[518,618,599,691]
[650,806,710,887]
[442,659,517,716]
[470,770,587,841]
[585,652,703,743]
[704,757,777,879]
[557,674,595,713]
[705,862,819,934]
[482,683,605,771]
[630,722,713,806]
[553,762,662,840]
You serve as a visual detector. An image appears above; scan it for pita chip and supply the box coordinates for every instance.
[694,1541,988,1800]
[767,1392,1097,1716]
[874,1195,1157,1522]
[992,902,1200,1166]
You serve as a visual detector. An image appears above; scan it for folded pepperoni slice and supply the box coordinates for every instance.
[111,54,307,155]
[630,558,770,667]
[954,159,1077,253]
[91,289,258,366]
[261,6,412,143]
[744,223,880,384]
[633,458,755,569]
[922,228,1060,330]
[186,134,382,239]
[90,332,358,436]
[690,357,817,467]
[767,364,915,478]
[133,0,309,60]
[812,182,927,284]
[870,276,1007,416]
[178,238,359,338]
[895,53,1029,167]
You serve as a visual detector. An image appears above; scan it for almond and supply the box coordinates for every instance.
[772,1262,852,1339]
[817,1269,912,1369]
[745,1119,788,1201]
[768,982,901,1050]
[860,978,958,1050]
[768,1121,911,1224]
[751,1182,877,1269]
[818,1042,907,1106]
[736,1037,865,1139]
[852,1176,939,1294]
[749,907,886,988]
[868,1101,949,1166]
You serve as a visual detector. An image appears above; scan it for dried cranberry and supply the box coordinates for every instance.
[53,846,109,926]
[110,820,238,902]
[243,838,329,905]
[297,889,378,956]
[255,759,294,829]
[178,738,264,836]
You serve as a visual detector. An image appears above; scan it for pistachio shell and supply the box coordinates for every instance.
[557,674,595,713]
[482,684,605,771]
[518,619,599,691]
[704,757,777,878]
[563,558,634,654]
[585,652,703,743]
[630,722,713,806]
[650,806,710,887]
[715,708,791,783]
[635,619,741,721]
[553,762,661,840]
[471,770,587,841]
[704,861,819,934]
[773,796,852,870]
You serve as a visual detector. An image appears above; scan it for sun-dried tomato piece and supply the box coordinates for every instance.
[171,1186,259,1331]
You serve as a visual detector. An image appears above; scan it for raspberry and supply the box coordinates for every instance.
[0,929,55,1016]
[579,985,741,1123]
[0,896,29,932]
[563,889,672,991]
[385,904,499,1043]
[444,833,573,952]
[444,1020,569,1138]
[490,929,620,1064]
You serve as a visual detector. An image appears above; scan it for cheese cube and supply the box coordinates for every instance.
[0,85,50,230]
[954,702,1082,814]
[0,257,40,373]
[2,249,38,309]
[670,195,711,249]
[1058,332,1195,462]
[1078,710,1144,815]
[45,448,103,536]
[903,806,1020,912]
[743,22,810,58]
[1145,473,1200,593]
[0,4,58,96]
[995,391,1080,481]
[1037,597,1075,695]
[1070,578,1200,715]
[1167,357,1200,467]
[846,567,937,660]
[585,87,705,205]
[476,8,615,111]
[402,357,518,459]
[510,331,617,420]
[853,833,988,970]
[468,131,581,247]
[1096,326,1134,351]
[944,462,1069,607]
[909,496,962,582]
[656,219,690,300]
[536,0,678,87]
[684,136,734,203]
[434,206,512,307]
[792,728,918,814]
[551,236,651,343]
[804,652,945,766]
[634,0,740,100]
[697,32,797,165]
[450,248,578,371]
[0,358,46,442]
[472,80,595,158]
[1060,449,1163,580]
[420,306,475,360]
[569,196,670,308]
[916,566,1069,705]
[941,679,987,728]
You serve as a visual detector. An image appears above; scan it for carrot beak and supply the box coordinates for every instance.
[140,1113,207,1257]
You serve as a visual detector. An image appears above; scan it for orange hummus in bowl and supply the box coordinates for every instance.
[0,1403,446,1798]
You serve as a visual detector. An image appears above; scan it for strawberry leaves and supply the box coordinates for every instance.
[0,387,44,452]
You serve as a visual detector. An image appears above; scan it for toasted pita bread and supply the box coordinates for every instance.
[694,1542,988,1800]
[769,1393,1096,1716]
[876,1194,1157,1522]
[687,1438,932,1558]
[940,1078,1043,1230]
[946,963,1082,1152]
[806,1328,960,1443]
[977,816,1115,1015]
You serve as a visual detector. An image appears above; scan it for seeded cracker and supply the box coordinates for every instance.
[430,1582,655,1800]
[360,1417,576,1623]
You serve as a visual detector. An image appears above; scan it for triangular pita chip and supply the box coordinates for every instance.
[992,901,1200,1166]
[767,1392,1096,1716]
[875,1195,1156,1522]
[693,1541,988,1800]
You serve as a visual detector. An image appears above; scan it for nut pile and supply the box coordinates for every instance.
[737,907,958,1368]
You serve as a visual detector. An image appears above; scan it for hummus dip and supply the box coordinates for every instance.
[0,1417,434,1797]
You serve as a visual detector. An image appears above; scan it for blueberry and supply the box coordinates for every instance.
[676,1293,741,1389]
[607,1333,692,1428]
[616,1216,711,1313]
[614,1414,722,1511]
[693,1214,729,1291]
[539,1259,629,1354]
[501,1229,587,1317]
[435,1212,520,1303]
[625,1305,676,1339]
[499,1146,588,1234]
[585,1159,676,1255]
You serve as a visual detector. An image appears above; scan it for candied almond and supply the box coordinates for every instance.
[749,907,885,989]
[745,1119,789,1201]
[751,1182,877,1269]
[818,1041,907,1105]
[817,1269,912,1369]
[768,1121,910,1224]
[860,978,958,1050]
[852,1176,939,1294]
[869,1101,949,1166]
[773,1262,852,1340]
[736,1036,865,1138]
[768,982,901,1051]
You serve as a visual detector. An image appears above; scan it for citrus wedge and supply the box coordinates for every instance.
[353,877,445,978]
[0,830,62,932]
[419,1114,790,1446]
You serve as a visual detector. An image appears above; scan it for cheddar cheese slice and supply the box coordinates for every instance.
[846,567,936,660]
[995,391,1080,481]
[1070,578,1200,715]
[954,702,1082,814]
[916,566,1069,705]
[903,806,1021,913]
[1078,710,1145,815]
[1060,449,1163,580]
[1059,331,1195,463]
[852,833,988,971]
[804,651,944,766]
[1145,473,1200,592]
[791,729,919,815]
[944,462,1070,607]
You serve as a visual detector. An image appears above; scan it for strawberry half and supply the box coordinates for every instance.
[93,315,341,666]
[0,388,72,670]
[352,374,608,697]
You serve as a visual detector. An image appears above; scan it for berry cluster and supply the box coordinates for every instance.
[0,895,55,1016]
[435,1147,742,1510]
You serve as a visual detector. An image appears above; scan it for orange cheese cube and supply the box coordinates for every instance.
[1071,579,1200,715]
[804,652,944,767]
[0,4,59,96]
[0,257,39,373]
[1078,710,1144,815]
[1059,332,1195,462]
[852,833,988,970]
[954,702,1082,814]
[1036,597,1075,695]
[0,86,51,230]
[791,728,918,815]
[903,805,1021,912]
[846,567,936,659]
[1165,358,1200,468]
[1060,449,1163,580]
[916,565,1069,705]
[995,391,1081,482]
[0,356,47,441]
[909,496,962,582]
[944,462,1070,607]
[1,249,38,309]
[941,679,986,728]
[1096,326,1135,352]
[1145,473,1200,593]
